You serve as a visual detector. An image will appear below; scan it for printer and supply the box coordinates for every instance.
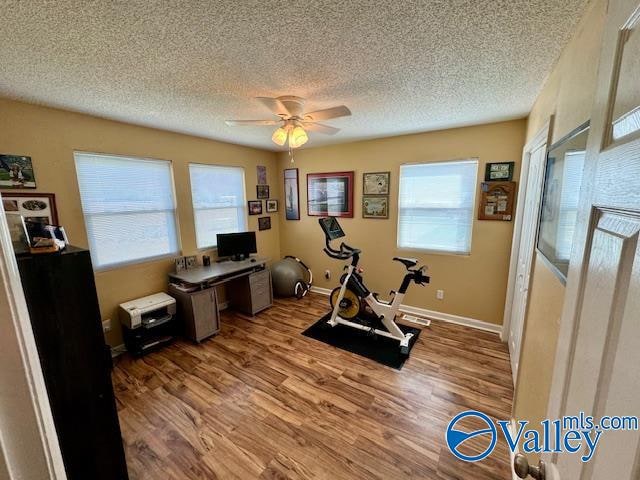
[119,292,176,329]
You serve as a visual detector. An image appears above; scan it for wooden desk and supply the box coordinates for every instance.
[168,257,272,342]
[168,256,268,287]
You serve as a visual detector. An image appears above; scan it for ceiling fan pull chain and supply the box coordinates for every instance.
[289,145,294,163]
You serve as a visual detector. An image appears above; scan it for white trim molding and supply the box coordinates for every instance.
[309,286,502,334]
[501,118,553,343]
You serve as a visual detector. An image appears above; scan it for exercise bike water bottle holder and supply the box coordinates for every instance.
[318,216,431,354]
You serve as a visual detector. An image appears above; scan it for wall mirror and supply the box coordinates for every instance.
[537,121,590,281]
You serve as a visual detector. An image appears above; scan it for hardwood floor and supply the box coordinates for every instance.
[113,293,514,479]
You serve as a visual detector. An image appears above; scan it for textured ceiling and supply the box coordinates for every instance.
[0,0,589,151]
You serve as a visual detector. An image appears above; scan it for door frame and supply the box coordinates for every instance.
[0,207,66,479]
[501,118,553,349]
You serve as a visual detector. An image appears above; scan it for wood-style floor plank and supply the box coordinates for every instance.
[114,293,514,479]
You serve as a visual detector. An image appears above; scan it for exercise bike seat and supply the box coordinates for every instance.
[393,257,418,269]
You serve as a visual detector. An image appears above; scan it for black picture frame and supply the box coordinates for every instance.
[266,199,278,213]
[248,200,262,215]
[0,154,37,189]
[284,168,300,220]
[484,162,515,181]
[256,185,270,199]
[258,216,271,231]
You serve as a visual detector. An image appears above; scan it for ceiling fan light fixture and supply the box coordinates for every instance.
[271,126,288,146]
[289,125,308,149]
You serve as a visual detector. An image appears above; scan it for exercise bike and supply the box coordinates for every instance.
[319,217,430,353]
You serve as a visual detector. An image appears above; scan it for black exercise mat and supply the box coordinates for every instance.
[302,312,421,369]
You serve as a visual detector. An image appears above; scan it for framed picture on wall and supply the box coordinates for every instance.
[362,195,389,219]
[256,165,267,185]
[256,184,270,199]
[248,200,263,215]
[1,192,58,224]
[258,216,271,231]
[307,171,354,217]
[266,199,278,212]
[284,168,300,220]
[484,162,515,181]
[363,171,390,195]
[0,154,36,189]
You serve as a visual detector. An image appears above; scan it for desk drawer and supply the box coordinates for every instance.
[250,269,270,287]
[250,270,272,313]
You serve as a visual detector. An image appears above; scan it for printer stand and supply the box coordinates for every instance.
[122,319,176,356]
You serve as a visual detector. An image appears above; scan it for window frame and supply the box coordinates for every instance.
[73,151,181,271]
[397,158,479,256]
[188,162,248,250]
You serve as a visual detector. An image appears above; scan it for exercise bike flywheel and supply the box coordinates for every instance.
[329,287,360,319]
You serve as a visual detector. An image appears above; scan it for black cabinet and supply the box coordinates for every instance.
[17,247,128,480]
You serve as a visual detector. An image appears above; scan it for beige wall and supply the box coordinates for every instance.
[514,0,607,450]
[276,119,526,326]
[0,98,280,346]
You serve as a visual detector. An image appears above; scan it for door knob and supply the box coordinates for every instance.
[514,454,546,480]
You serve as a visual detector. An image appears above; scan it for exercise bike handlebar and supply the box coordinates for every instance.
[323,241,361,261]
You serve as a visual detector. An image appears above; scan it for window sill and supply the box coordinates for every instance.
[93,251,180,273]
[396,246,471,257]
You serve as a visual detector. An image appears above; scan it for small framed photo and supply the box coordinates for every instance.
[363,172,390,195]
[258,216,271,231]
[257,165,267,185]
[485,162,515,181]
[256,185,270,199]
[0,154,36,189]
[175,256,186,272]
[362,195,389,219]
[266,199,278,213]
[248,200,263,215]
[185,255,197,269]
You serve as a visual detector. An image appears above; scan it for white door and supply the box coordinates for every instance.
[525,1,640,479]
[504,127,549,383]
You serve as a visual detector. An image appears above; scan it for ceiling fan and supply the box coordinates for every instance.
[225,96,351,149]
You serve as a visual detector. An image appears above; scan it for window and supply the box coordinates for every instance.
[189,164,247,248]
[398,159,478,254]
[74,152,179,269]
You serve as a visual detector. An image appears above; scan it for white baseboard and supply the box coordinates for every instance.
[309,286,502,334]
[310,286,332,295]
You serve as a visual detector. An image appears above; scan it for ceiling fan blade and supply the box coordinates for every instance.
[303,105,351,121]
[225,120,282,127]
[256,97,291,116]
[302,122,341,135]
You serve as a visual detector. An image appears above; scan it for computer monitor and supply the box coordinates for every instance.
[216,232,257,261]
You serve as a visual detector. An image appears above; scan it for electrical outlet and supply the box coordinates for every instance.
[102,319,112,333]
[436,290,444,300]
[325,270,331,279]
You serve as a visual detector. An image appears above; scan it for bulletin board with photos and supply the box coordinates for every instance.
[478,181,516,221]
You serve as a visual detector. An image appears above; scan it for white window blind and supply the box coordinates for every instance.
[398,159,478,254]
[74,152,179,269]
[556,150,585,260]
[189,164,247,248]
